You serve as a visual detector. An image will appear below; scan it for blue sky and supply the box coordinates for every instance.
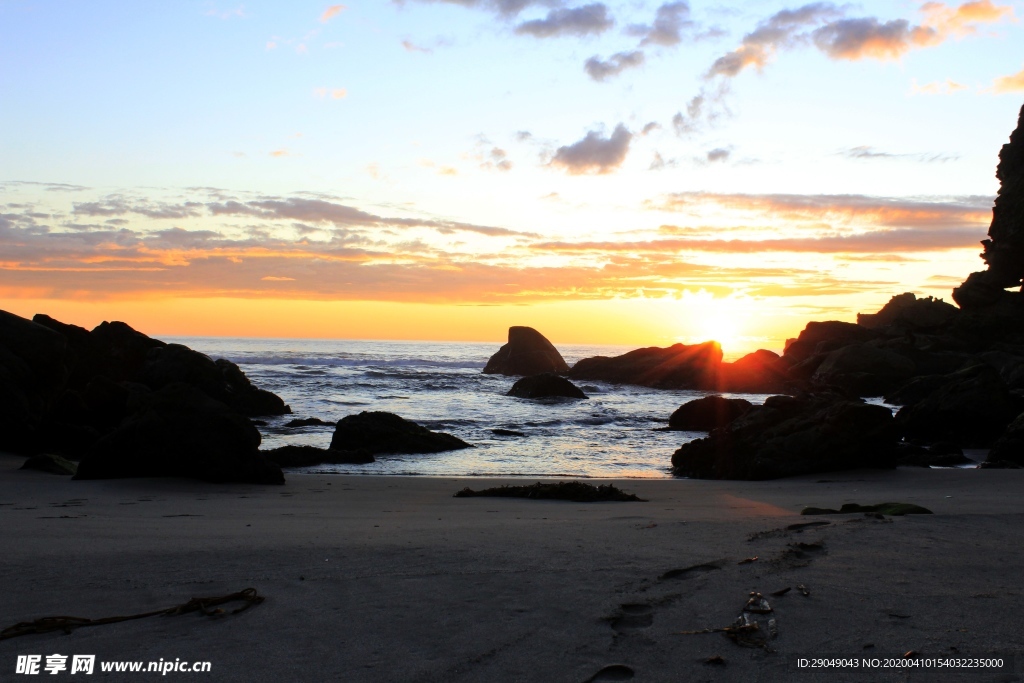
[1,0,1023,350]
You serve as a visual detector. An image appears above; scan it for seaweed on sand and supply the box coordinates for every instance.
[453,481,646,502]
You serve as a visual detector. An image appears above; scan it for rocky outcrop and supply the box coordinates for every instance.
[568,341,722,389]
[0,310,290,470]
[857,293,959,331]
[262,445,374,467]
[810,342,916,396]
[667,395,752,431]
[988,412,1024,465]
[482,327,569,376]
[782,321,877,365]
[718,349,789,392]
[671,393,898,480]
[75,383,284,484]
[953,104,1024,309]
[21,453,79,476]
[507,373,587,399]
[143,343,288,417]
[0,311,70,453]
[894,365,1022,447]
[330,412,471,455]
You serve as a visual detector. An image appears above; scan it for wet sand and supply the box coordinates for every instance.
[1,453,1022,682]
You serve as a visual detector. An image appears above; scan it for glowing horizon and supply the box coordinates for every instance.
[2,1,1022,357]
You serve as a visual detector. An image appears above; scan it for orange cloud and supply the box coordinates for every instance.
[650,192,991,228]
[912,78,969,94]
[991,65,1024,92]
[319,4,346,23]
[921,0,1014,35]
[710,1,1014,76]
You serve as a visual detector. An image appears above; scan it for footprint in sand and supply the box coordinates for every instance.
[608,604,653,632]
[584,664,634,682]
[659,560,726,581]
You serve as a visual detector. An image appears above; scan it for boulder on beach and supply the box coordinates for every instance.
[262,445,374,467]
[482,326,569,376]
[894,364,1022,448]
[810,342,916,396]
[568,341,722,389]
[0,311,70,453]
[667,395,752,431]
[330,411,471,455]
[671,393,898,480]
[143,343,289,417]
[0,309,290,462]
[76,383,284,485]
[21,453,79,476]
[986,411,1024,466]
[507,373,587,399]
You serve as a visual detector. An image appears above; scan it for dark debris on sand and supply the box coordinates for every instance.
[453,481,646,502]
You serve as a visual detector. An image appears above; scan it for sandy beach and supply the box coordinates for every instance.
[2,454,1022,682]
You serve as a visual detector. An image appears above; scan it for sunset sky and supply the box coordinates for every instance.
[2,0,1024,356]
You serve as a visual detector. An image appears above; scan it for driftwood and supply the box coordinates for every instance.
[0,588,264,641]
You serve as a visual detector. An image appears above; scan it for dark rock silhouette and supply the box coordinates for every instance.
[894,365,1022,447]
[671,393,898,480]
[284,417,334,428]
[0,311,70,453]
[21,453,78,476]
[988,412,1024,465]
[667,395,752,431]
[143,343,288,417]
[262,445,374,467]
[782,321,877,366]
[507,373,587,399]
[482,326,569,376]
[0,309,290,485]
[76,383,284,484]
[718,349,789,392]
[895,442,971,468]
[568,341,722,389]
[330,411,471,454]
[857,292,958,331]
[954,104,1024,308]
[810,342,916,396]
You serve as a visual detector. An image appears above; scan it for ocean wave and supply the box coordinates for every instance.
[232,356,485,370]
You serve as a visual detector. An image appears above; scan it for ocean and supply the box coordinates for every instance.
[175,337,776,479]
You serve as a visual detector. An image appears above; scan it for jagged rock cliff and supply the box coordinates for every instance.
[953,104,1024,309]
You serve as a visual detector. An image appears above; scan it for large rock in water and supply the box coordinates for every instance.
[894,364,1022,447]
[954,104,1024,309]
[482,327,569,376]
[671,393,898,480]
[507,373,587,399]
[568,341,722,389]
[76,383,283,484]
[667,395,752,431]
[330,412,471,454]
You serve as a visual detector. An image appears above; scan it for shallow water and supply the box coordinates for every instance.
[174,337,778,479]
